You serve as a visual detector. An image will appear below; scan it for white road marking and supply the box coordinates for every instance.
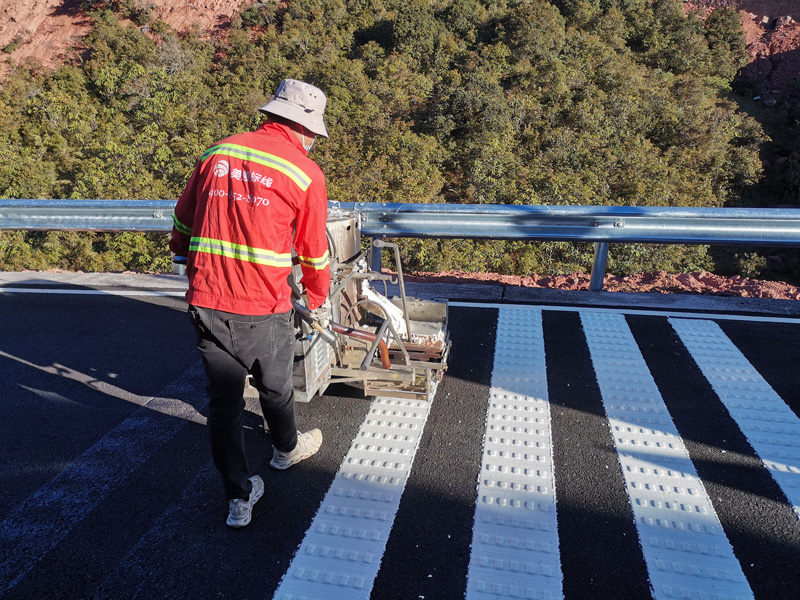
[581,312,754,600]
[0,287,185,297]
[466,307,563,600]
[450,301,800,325]
[671,318,800,520]
[272,393,436,600]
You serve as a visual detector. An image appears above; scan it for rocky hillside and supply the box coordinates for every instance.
[680,3,799,98]
[0,0,240,77]
[1,1,799,83]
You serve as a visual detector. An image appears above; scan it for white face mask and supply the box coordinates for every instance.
[301,127,315,152]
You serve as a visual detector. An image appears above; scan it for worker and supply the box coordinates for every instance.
[170,79,332,528]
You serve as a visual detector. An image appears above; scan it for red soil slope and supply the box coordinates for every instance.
[1,1,798,79]
[0,0,240,76]
[404,269,800,300]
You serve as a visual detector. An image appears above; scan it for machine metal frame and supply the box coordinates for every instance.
[290,208,450,402]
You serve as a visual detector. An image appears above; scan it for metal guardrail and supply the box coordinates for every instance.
[3,199,800,291]
[340,202,800,290]
[0,200,175,232]
[339,202,800,245]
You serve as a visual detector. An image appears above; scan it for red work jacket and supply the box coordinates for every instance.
[170,121,331,314]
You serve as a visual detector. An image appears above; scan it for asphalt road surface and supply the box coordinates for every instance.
[1,273,799,600]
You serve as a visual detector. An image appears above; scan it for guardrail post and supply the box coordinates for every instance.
[370,237,383,273]
[589,242,609,291]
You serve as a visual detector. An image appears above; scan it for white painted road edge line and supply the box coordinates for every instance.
[271,390,437,600]
[466,307,563,600]
[671,318,800,520]
[3,288,798,324]
[581,312,754,600]
[2,289,797,324]
[0,287,186,297]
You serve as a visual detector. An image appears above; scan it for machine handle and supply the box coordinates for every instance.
[292,302,337,345]
[292,302,392,370]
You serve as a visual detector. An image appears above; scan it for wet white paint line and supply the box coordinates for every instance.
[581,312,754,600]
[671,318,800,520]
[272,394,435,600]
[466,307,563,600]
[0,362,207,595]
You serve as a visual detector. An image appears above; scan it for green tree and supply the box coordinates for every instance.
[0,0,777,280]
[704,8,748,82]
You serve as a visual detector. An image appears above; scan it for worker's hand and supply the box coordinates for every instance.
[309,297,331,328]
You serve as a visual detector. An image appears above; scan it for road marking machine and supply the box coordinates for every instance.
[251,206,450,402]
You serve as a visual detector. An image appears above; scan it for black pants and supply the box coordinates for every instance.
[189,305,298,500]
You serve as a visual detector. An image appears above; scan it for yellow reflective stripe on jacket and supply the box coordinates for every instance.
[202,143,312,191]
[297,250,330,271]
[189,237,293,268]
[173,213,192,235]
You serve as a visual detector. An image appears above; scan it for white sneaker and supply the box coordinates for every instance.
[226,475,264,528]
[270,429,323,470]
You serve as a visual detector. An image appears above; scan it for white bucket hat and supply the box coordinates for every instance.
[259,79,329,138]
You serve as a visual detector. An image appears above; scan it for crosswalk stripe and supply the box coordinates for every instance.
[272,394,436,600]
[448,301,800,325]
[5,303,800,599]
[0,361,208,595]
[467,307,563,600]
[581,312,755,600]
[670,318,800,520]
[542,310,653,599]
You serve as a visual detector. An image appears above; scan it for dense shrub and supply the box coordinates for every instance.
[0,0,778,279]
